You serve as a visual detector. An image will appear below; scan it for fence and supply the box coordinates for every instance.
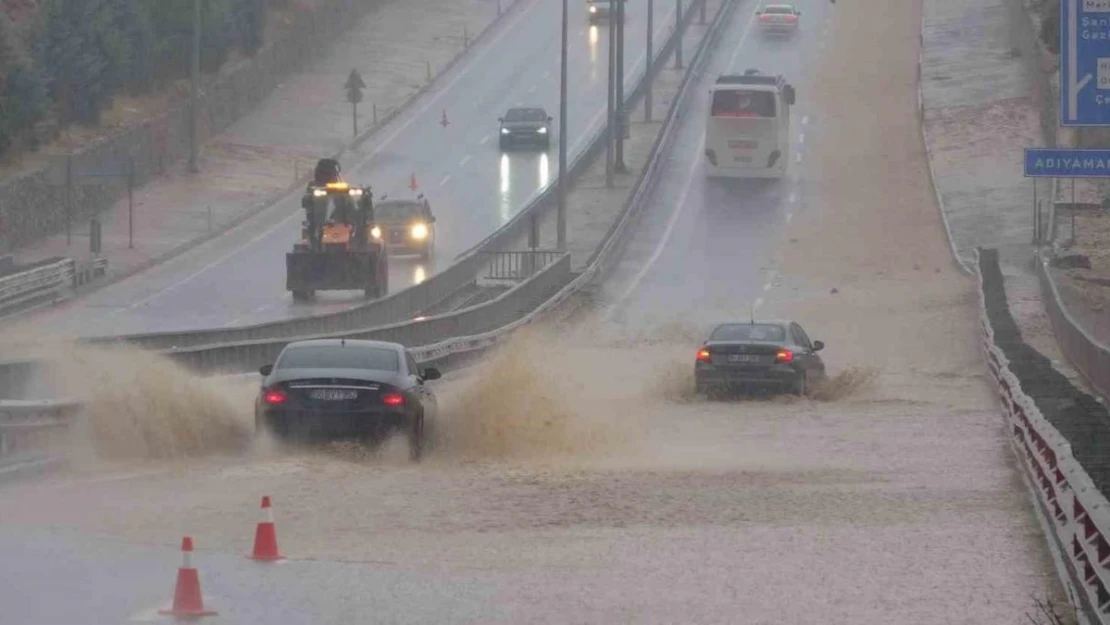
[979,247,1110,624]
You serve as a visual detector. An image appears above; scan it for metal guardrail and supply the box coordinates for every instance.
[2,0,706,355]
[1036,250,1110,405]
[480,250,563,281]
[0,399,81,458]
[978,249,1110,624]
[0,258,76,317]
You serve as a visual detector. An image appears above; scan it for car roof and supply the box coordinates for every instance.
[711,320,795,330]
[283,339,404,351]
[505,106,548,116]
[763,4,795,10]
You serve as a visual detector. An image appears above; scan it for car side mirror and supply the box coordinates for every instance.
[428,216,436,223]
[796,10,802,15]
[547,116,553,122]
[259,364,273,376]
[423,367,442,380]
[755,10,762,14]
[812,341,824,352]
[498,117,504,122]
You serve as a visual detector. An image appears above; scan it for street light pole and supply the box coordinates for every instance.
[645,0,653,122]
[605,4,615,188]
[557,0,569,251]
[615,0,626,173]
[189,0,200,174]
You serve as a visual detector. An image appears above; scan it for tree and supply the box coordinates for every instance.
[34,0,111,124]
[0,11,49,154]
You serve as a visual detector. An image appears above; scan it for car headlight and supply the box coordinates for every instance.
[537,127,547,134]
[589,5,597,12]
[501,128,510,134]
[312,189,327,197]
[348,188,363,197]
[411,223,428,240]
[370,226,382,239]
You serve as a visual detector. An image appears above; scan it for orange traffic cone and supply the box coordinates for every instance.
[159,537,217,618]
[409,173,419,191]
[249,495,285,561]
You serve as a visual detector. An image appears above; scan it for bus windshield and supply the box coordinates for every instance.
[711,89,777,118]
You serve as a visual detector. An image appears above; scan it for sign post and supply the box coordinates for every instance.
[345,69,366,138]
[1060,0,1110,126]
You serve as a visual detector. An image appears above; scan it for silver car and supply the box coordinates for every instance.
[756,4,800,33]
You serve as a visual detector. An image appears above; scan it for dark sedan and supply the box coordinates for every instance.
[255,338,440,461]
[499,107,552,150]
[694,320,826,396]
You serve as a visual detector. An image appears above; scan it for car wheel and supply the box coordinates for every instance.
[499,137,509,150]
[292,290,313,302]
[792,371,808,396]
[407,411,425,463]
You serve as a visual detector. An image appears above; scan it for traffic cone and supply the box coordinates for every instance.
[159,536,217,618]
[409,173,418,191]
[249,495,285,561]
[441,110,450,127]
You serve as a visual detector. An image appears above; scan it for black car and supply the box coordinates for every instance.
[499,107,552,150]
[255,338,441,461]
[369,195,436,260]
[694,320,826,396]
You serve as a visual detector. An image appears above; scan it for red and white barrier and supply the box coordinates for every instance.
[977,260,1110,624]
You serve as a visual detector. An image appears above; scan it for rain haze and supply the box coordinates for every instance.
[0,0,1099,623]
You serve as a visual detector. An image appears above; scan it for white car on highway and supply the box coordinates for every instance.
[755,4,801,34]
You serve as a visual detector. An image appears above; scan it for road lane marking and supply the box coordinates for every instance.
[439,175,451,186]
[608,6,764,313]
[786,212,793,223]
[788,191,797,203]
[480,136,491,145]
[460,154,472,166]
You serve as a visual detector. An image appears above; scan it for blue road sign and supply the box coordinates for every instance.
[1024,148,1110,177]
[1061,0,1110,125]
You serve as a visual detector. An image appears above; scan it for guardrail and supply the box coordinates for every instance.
[0,258,76,317]
[0,399,81,458]
[1036,250,1110,405]
[10,0,706,355]
[978,248,1110,624]
[480,250,563,281]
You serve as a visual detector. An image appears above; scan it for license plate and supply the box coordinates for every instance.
[310,389,358,401]
[733,156,752,163]
[729,140,758,149]
[728,354,762,363]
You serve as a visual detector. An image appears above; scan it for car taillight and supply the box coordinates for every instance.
[759,13,771,20]
[382,393,405,406]
[785,14,796,20]
[263,389,287,405]
[696,348,711,363]
[775,349,794,363]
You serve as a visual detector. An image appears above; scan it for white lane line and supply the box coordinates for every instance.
[608,7,763,312]
[121,3,539,310]
[763,282,772,291]
[786,212,794,223]
[798,133,805,144]
[802,115,810,125]
[788,191,797,203]
[754,297,764,309]
[460,154,472,166]
[439,175,451,186]
[480,135,491,145]
[529,85,537,93]
[795,153,802,163]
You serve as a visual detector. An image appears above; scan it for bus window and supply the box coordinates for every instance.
[711,90,777,118]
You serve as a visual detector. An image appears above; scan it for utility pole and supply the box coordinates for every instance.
[557,0,569,251]
[605,4,615,188]
[188,0,200,174]
[645,0,654,122]
[615,0,627,173]
[675,0,683,69]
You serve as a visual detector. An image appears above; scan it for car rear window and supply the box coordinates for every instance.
[277,345,400,371]
[711,89,777,118]
[763,5,793,13]
[709,324,786,342]
[505,108,547,122]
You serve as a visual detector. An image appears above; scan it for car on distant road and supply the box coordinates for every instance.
[255,338,440,461]
[755,4,801,34]
[694,319,826,396]
[587,0,615,22]
[370,194,436,260]
[499,107,553,150]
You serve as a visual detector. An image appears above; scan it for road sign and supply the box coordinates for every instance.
[1061,0,1110,125]
[1023,147,1110,177]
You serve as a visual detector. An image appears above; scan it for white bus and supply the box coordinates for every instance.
[703,72,795,179]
